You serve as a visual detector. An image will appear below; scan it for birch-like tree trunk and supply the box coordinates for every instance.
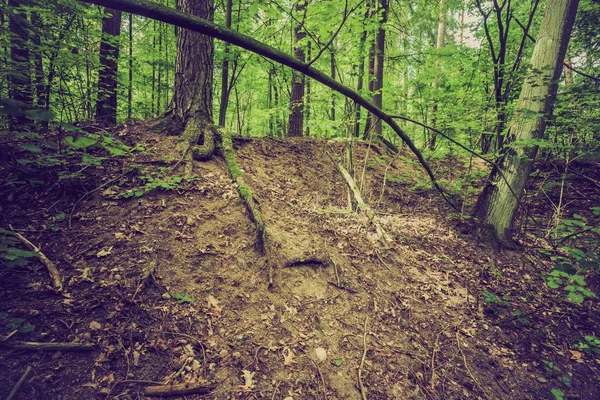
[474,0,579,246]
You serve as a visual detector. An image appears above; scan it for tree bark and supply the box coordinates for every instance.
[127,12,133,120]
[288,0,306,137]
[95,7,122,124]
[170,0,215,172]
[8,0,33,130]
[218,0,232,127]
[369,0,387,136]
[473,0,579,246]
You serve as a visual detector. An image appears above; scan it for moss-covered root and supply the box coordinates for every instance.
[219,128,268,258]
[177,116,216,178]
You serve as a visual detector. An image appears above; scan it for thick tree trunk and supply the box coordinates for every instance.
[287,0,306,137]
[170,0,215,172]
[95,7,122,124]
[8,0,33,130]
[473,0,579,246]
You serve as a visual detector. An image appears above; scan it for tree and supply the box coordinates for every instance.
[7,0,33,130]
[167,0,215,174]
[473,0,579,246]
[429,0,445,150]
[368,0,387,137]
[96,7,122,124]
[288,0,307,137]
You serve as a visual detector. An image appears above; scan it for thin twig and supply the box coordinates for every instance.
[309,356,327,400]
[456,331,490,399]
[358,317,368,400]
[6,365,32,400]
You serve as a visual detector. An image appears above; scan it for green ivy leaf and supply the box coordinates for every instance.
[20,143,42,153]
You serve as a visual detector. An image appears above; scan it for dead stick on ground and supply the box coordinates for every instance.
[309,357,327,400]
[2,341,94,351]
[14,232,63,291]
[456,330,490,399]
[358,317,368,400]
[330,156,390,244]
[143,382,215,397]
[6,365,32,400]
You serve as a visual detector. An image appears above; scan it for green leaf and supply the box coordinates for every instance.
[104,145,126,155]
[551,388,565,400]
[568,292,584,304]
[65,135,97,149]
[20,143,42,153]
[334,359,343,367]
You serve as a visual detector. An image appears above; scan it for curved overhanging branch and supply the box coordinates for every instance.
[78,0,454,207]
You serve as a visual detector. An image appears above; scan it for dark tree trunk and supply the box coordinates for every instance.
[287,0,306,137]
[369,0,387,136]
[8,0,33,130]
[95,7,122,124]
[218,0,232,127]
[127,12,133,120]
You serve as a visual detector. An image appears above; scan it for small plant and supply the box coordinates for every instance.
[551,388,565,400]
[113,168,186,199]
[5,318,35,333]
[0,228,39,267]
[545,270,595,304]
[574,335,600,355]
[172,291,194,304]
[482,290,510,306]
[542,360,560,375]
[557,376,571,388]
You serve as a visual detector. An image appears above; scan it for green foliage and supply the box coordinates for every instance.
[575,335,600,355]
[115,170,184,199]
[0,228,39,268]
[5,318,35,333]
[172,291,194,304]
[551,388,565,400]
[545,270,595,304]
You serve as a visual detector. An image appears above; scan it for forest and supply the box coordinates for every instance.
[0,0,599,398]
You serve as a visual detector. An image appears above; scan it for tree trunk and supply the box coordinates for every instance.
[369,0,387,136]
[429,0,445,150]
[128,12,133,120]
[218,0,232,127]
[287,0,306,137]
[95,7,122,124]
[170,0,215,172]
[473,0,579,246]
[8,0,33,130]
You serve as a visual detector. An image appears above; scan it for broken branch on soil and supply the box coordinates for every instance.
[6,365,32,400]
[143,382,215,397]
[14,231,63,292]
[358,317,369,400]
[2,341,94,351]
[332,159,390,244]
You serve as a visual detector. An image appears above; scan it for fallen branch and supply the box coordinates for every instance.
[14,232,63,291]
[2,341,94,351]
[333,160,390,244]
[6,365,32,400]
[144,382,215,397]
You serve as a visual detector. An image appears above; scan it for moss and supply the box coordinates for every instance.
[238,183,252,199]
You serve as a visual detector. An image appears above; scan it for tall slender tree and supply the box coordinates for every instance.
[474,0,579,246]
[95,7,122,124]
[8,0,33,130]
[288,0,307,137]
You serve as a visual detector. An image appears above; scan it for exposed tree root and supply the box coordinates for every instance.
[143,382,215,397]
[177,116,216,178]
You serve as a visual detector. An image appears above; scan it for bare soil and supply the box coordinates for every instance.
[1,123,599,399]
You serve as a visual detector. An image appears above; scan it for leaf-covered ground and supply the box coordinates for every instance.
[1,123,599,399]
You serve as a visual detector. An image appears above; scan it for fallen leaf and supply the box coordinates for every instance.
[240,369,255,391]
[207,295,222,314]
[283,347,295,366]
[89,321,102,330]
[570,350,583,360]
[315,347,327,362]
[96,247,113,258]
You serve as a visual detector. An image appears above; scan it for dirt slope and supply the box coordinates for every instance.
[1,124,599,399]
